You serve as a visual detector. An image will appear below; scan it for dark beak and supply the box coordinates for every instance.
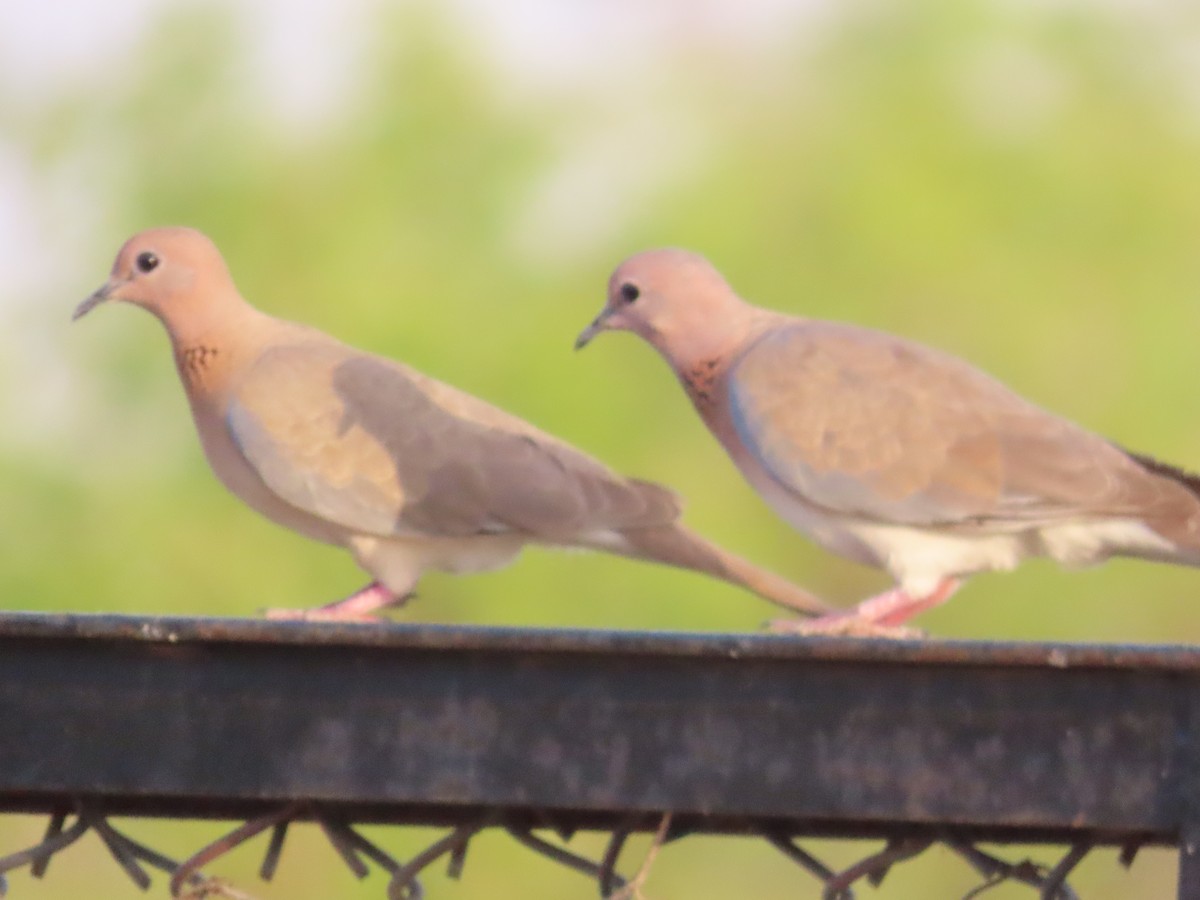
[574,312,610,351]
[73,283,113,321]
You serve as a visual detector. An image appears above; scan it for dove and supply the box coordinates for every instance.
[73,228,831,622]
[576,248,1200,635]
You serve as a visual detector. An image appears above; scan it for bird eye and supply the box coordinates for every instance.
[136,251,160,273]
[620,282,640,303]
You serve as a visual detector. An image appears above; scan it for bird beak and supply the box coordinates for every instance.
[574,311,611,351]
[72,282,115,321]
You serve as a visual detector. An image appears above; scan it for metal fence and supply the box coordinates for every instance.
[0,612,1195,899]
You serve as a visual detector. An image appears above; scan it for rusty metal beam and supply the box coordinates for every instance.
[0,612,1196,894]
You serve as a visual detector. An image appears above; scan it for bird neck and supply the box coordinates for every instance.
[164,299,273,401]
[675,353,727,414]
[660,307,777,404]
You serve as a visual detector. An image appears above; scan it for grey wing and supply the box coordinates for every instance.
[727,322,1169,529]
[227,342,680,539]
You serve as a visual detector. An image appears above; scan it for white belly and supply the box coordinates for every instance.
[748,473,1026,594]
[348,533,527,596]
[732,448,1177,595]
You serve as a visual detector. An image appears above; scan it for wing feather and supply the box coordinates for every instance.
[728,322,1177,529]
[227,339,680,539]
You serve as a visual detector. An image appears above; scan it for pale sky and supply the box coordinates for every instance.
[0,0,833,289]
[1,0,1195,456]
[0,0,834,456]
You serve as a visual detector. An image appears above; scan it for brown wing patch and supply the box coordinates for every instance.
[731,321,1186,527]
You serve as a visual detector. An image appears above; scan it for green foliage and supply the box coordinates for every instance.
[3,1,1199,895]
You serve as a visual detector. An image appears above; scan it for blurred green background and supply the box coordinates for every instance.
[2,0,1199,896]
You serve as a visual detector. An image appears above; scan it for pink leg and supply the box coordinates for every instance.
[769,578,960,638]
[263,581,412,623]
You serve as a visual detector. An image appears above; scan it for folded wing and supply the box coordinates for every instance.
[728,322,1185,530]
[226,340,681,540]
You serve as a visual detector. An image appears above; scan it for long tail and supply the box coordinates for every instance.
[612,522,836,617]
[1120,450,1200,560]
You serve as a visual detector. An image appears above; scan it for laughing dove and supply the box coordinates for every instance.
[74,228,830,621]
[576,248,1200,635]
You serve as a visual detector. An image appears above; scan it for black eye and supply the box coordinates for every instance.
[620,282,640,303]
[136,251,159,273]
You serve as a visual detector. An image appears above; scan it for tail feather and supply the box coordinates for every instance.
[613,523,835,617]
[1122,449,1200,558]
[1126,450,1200,500]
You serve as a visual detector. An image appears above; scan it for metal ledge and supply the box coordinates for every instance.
[0,612,1197,896]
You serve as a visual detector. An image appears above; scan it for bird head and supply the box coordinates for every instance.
[575,248,747,367]
[74,227,233,327]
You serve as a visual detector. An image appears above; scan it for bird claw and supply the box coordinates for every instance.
[766,615,925,640]
[260,607,386,624]
[260,582,409,623]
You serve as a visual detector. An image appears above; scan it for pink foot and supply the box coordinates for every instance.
[263,582,411,623]
[768,578,960,639]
